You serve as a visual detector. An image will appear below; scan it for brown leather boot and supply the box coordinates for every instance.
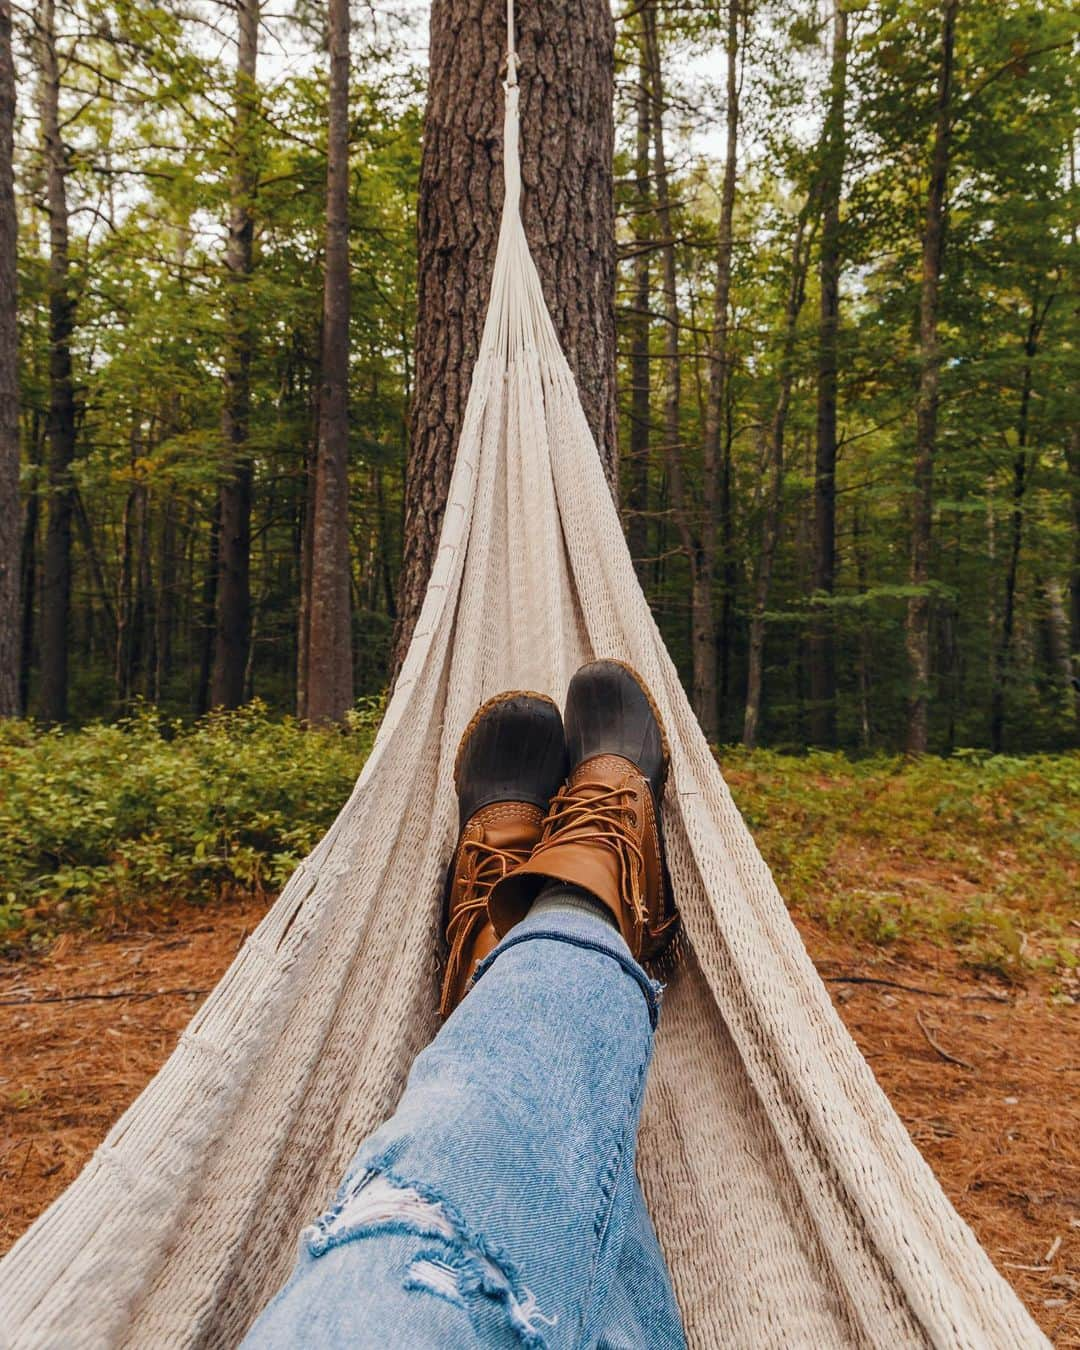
[489,660,679,962]
[439,691,568,1015]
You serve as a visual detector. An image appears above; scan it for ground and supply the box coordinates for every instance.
[0,894,1077,1344]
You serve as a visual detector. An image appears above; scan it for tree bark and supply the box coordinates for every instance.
[989,296,1051,751]
[210,0,258,708]
[808,0,848,746]
[643,1,695,702]
[391,0,617,674]
[1068,420,1080,727]
[693,0,741,741]
[0,0,18,715]
[304,0,353,723]
[625,12,650,578]
[742,196,817,748]
[37,0,77,724]
[905,0,958,755]
[18,422,40,713]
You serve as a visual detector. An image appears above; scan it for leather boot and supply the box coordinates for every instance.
[440,691,567,1015]
[489,660,679,962]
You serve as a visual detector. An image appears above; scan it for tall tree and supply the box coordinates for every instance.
[904,0,958,754]
[0,0,18,715]
[989,294,1054,751]
[625,9,651,577]
[302,0,353,723]
[742,192,816,748]
[391,0,617,672]
[37,0,77,723]
[808,0,848,746]
[210,0,259,708]
[693,0,742,740]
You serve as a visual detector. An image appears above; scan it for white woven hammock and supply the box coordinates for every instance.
[0,27,1047,1349]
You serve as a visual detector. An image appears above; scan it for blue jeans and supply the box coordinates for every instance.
[243,903,686,1348]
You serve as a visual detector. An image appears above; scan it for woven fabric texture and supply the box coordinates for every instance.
[0,80,1046,1350]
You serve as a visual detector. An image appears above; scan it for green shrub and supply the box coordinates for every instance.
[0,701,378,941]
[722,745,1080,975]
[1,711,1076,978]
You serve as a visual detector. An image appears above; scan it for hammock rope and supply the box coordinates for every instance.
[0,18,1047,1349]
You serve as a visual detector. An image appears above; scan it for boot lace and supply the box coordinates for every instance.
[537,781,648,931]
[443,836,527,1007]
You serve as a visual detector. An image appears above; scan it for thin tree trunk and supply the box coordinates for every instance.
[0,0,18,715]
[625,12,651,578]
[1069,420,1080,728]
[155,491,176,701]
[643,1,694,699]
[37,0,77,724]
[853,501,872,747]
[693,0,742,741]
[989,296,1052,751]
[742,200,817,748]
[305,0,353,724]
[809,0,848,746]
[905,0,958,754]
[197,501,220,714]
[19,426,40,714]
[1068,141,1080,731]
[392,0,617,674]
[210,0,259,708]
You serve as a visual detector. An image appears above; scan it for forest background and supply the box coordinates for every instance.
[0,0,1077,757]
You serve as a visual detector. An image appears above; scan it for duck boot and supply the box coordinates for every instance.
[439,691,568,1015]
[489,660,679,962]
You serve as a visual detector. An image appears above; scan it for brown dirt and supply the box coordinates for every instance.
[1,897,1077,1344]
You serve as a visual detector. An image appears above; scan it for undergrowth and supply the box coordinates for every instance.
[0,701,378,946]
[1,711,1076,979]
[723,747,1080,981]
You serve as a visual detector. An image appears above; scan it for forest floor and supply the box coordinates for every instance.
[0,892,1077,1344]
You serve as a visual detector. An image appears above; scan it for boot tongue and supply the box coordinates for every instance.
[469,802,543,855]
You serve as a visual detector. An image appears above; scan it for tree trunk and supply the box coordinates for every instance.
[693,0,741,741]
[808,0,848,746]
[644,0,712,738]
[989,297,1051,751]
[37,0,77,724]
[197,501,220,714]
[392,0,617,673]
[304,0,352,724]
[905,0,958,755]
[1068,420,1080,728]
[210,0,258,708]
[742,198,817,748]
[18,422,40,713]
[625,12,650,578]
[155,491,176,702]
[0,0,18,716]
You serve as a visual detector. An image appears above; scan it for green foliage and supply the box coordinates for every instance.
[0,701,379,941]
[724,746,1080,976]
[1,708,1075,987]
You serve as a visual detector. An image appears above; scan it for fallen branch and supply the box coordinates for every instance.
[823,974,947,998]
[915,1011,974,1070]
[0,988,209,1007]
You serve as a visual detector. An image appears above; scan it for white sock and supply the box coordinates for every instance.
[529,882,617,930]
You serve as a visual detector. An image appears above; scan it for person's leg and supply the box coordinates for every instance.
[245,664,684,1347]
[589,1173,685,1350]
[242,898,682,1348]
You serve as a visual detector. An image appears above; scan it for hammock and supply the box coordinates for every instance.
[0,15,1046,1348]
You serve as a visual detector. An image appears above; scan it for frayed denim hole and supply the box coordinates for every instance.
[404,1249,470,1312]
[299,1171,558,1348]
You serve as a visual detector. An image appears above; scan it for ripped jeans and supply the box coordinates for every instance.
[242,902,686,1348]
